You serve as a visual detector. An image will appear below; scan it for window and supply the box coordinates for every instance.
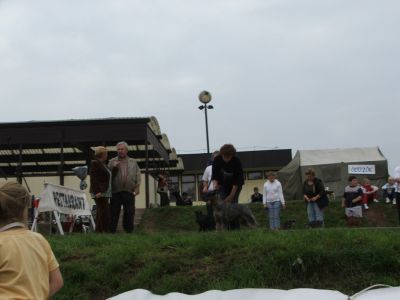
[248,171,263,180]
[168,175,179,192]
[182,175,196,201]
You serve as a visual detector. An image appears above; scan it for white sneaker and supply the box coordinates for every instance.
[373,199,379,203]
[393,199,397,205]
[386,198,391,204]
[363,203,369,210]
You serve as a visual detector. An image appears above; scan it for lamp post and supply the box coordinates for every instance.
[198,90,213,154]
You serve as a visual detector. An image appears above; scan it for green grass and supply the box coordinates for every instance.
[139,199,400,232]
[49,200,400,299]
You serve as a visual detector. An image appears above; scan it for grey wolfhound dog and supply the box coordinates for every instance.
[204,190,258,231]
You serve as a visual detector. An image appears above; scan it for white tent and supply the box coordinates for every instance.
[278,147,389,200]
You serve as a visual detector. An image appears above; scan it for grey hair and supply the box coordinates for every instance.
[116,141,129,150]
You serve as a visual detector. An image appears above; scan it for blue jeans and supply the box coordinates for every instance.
[267,201,281,230]
[307,202,324,223]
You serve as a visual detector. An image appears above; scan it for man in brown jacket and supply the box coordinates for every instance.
[108,141,141,233]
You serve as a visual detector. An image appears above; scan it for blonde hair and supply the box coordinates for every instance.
[0,181,30,225]
[94,146,107,158]
[305,168,316,176]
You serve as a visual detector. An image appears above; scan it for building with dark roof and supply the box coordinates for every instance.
[170,149,292,203]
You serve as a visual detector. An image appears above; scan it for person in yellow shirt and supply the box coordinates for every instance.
[0,181,63,299]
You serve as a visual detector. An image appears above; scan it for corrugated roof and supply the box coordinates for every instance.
[298,147,386,165]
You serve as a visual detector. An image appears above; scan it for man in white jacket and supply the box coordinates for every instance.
[263,172,286,230]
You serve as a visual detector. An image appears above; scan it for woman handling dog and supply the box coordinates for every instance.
[0,181,63,298]
[211,144,244,230]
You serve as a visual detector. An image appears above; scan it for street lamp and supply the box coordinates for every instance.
[198,90,213,154]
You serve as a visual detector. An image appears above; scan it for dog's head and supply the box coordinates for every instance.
[203,190,223,207]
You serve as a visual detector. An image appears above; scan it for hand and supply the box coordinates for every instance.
[202,186,208,193]
[133,189,140,196]
[224,195,233,203]
[95,193,102,199]
[341,203,346,208]
[282,204,286,209]
[263,203,267,208]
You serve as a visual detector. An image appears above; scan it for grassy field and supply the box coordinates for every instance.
[139,199,400,232]
[49,200,400,300]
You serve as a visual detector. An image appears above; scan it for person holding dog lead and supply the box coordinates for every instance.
[303,168,326,227]
[211,144,244,230]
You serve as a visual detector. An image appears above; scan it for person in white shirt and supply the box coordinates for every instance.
[263,172,286,230]
[201,151,219,216]
[382,177,396,204]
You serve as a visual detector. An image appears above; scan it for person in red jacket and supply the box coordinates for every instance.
[361,178,379,210]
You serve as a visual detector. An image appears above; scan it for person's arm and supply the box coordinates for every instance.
[202,167,210,193]
[134,161,141,196]
[262,183,267,207]
[316,179,326,198]
[202,181,209,193]
[352,188,363,203]
[342,196,346,208]
[48,267,63,298]
[278,182,286,208]
[225,185,238,203]
[89,160,101,197]
[211,160,220,190]
[303,182,310,201]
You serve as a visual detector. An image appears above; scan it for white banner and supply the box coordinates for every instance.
[108,287,400,300]
[39,183,92,216]
[348,165,376,175]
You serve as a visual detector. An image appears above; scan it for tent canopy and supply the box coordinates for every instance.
[278,147,388,200]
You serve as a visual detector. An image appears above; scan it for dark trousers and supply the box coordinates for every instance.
[110,191,135,233]
[383,190,395,201]
[94,197,110,233]
[396,192,400,224]
[159,192,170,207]
[219,186,242,230]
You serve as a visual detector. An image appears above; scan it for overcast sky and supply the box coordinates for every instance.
[0,0,399,173]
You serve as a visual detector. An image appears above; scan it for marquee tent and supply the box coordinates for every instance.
[277,147,389,200]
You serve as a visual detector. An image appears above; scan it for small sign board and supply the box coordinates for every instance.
[31,183,95,235]
[348,165,376,175]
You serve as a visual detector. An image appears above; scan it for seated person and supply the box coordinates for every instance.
[382,177,396,204]
[181,192,193,206]
[342,176,363,226]
[361,178,379,209]
[250,187,263,203]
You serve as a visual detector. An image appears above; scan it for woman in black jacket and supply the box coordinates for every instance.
[303,168,326,227]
